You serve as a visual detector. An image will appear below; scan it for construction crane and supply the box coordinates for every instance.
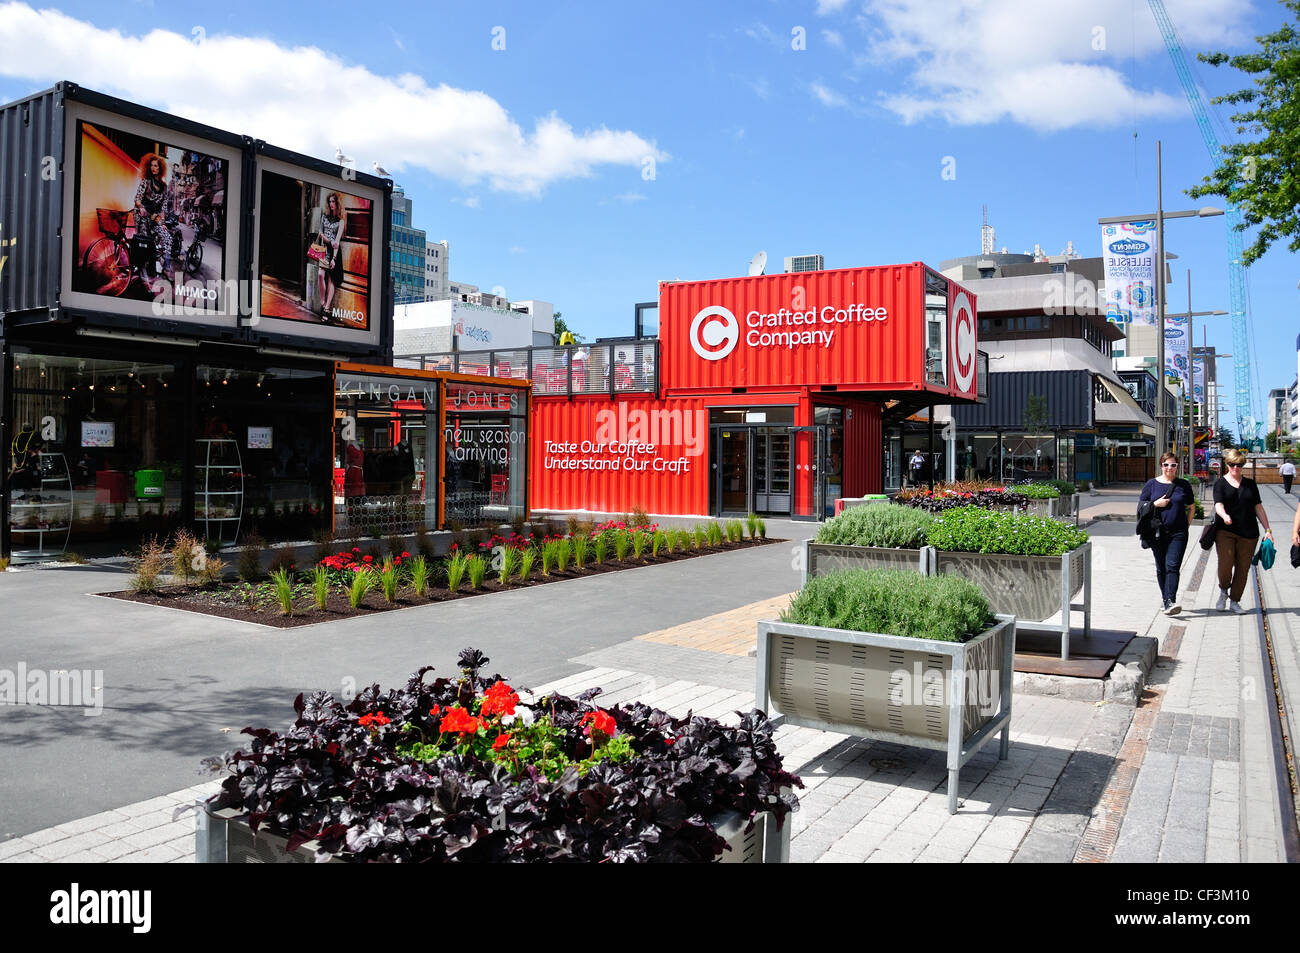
[1147,0,1259,441]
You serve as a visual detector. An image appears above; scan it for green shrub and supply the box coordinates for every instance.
[1050,479,1077,497]
[310,565,331,610]
[558,537,575,571]
[348,569,374,608]
[466,554,487,589]
[677,529,693,552]
[1194,499,1205,520]
[1016,482,1060,500]
[270,568,295,616]
[747,513,758,539]
[613,530,630,561]
[927,506,1088,556]
[446,551,467,592]
[757,518,767,539]
[707,523,723,547]
[198,555,226,586]
[594,533,609,564]
[781,569,994,643]
[518,548,536,582]
[380,560,400,602]
[631,529,648,560]
[652,530,667,557]
[408,556,430,598]
[816,505,934,549]
[498,546,520,586]
[694,526,707,549]
[540,540,557,576]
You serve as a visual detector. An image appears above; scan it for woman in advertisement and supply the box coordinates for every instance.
[313,191,345,319]
[134,153,176,283]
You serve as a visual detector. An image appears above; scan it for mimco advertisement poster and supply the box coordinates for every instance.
[71,118,230,308]
[257,168,374,334]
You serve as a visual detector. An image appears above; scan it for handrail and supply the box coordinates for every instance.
[394,339,660,398]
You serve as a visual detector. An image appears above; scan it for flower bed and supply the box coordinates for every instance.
[200,648,802,862]
[895,483,1029,513]
[106,520,780,628]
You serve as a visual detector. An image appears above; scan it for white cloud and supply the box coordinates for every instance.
[810,81,848,109]
[611,191,647,204]
[817,0,852,14]
[508,245,526,254]
[854,0,1251,130]
[453,196,481,209]
[0,2,667,195]
[822,29,844,49]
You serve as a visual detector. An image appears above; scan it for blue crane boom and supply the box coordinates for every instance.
[1148,0,1258,440]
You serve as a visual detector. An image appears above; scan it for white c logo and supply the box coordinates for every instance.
[689,306,739,361]
[951,291,975,392]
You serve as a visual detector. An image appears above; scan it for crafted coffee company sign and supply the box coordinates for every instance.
[689,301,890,360]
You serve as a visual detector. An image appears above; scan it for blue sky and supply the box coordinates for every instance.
[0,0,1296,431]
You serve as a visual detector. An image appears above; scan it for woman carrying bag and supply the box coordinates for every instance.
[1212,448,1273,613]
[1140,452,1194,615]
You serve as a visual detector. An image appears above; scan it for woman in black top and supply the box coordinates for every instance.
[1212,448,1273,613]
[1139,452,1195,614]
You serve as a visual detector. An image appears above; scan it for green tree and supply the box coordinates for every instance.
[552,311,583,345]
[1267,428,1280,452]
[1217,428,1237,450]
[1188,2,1300,265]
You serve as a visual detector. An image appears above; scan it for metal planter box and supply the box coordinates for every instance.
[803,539,930,586]
[931,541,1091,659]
[197,803,789,864]
[755,614,1015,814]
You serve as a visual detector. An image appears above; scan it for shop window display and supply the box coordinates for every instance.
[7,351,183,560]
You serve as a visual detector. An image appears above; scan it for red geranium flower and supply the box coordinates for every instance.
[430,704,442,716]
[581,710,617,738]
[480,680,519,717]
[362,554,373,563]
[439,706,481,735]
[358,712,390,729]
[492,733,512,751]
[401,551,411,558]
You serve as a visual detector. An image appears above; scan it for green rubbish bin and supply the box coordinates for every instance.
[135,469,165,500]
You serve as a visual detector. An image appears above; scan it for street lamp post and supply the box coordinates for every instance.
[1099,140,1224,466]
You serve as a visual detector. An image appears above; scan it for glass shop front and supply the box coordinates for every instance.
[2,344,528,562]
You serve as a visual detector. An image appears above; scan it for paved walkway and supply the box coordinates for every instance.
[2,493,1296,863]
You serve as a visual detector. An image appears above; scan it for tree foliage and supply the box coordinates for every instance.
[552,311,584,344]
[1187,2,1300,265]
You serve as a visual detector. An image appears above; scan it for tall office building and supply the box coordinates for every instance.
[391,188,426,304]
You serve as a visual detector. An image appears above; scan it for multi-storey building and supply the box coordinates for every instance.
[391,188,426,304]
[424,240,448,301]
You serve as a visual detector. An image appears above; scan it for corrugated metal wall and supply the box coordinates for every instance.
[843,398,883,496]
[950,370,1093,430]
[0,87,62,316]
[530,395,709,515]
[659,265,926,393]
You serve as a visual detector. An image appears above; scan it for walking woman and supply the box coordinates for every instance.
[1140,452,1194,614]
[1213,448,1274,613]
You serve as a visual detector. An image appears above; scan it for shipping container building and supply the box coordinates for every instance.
[399,263,987,520]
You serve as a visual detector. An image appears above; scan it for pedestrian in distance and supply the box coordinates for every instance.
[1139,452,1194,615]
[1280,457,1295,494]
[1212,448,1274,613]
[908,450,924,487]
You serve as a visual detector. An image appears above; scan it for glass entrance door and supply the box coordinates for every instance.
[789,426,824,520]
[718,428,750,514]
[753,428,792,514]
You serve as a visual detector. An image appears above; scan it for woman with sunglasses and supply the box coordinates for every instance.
[1141,452,1195,614]
[1212,448,1273,613]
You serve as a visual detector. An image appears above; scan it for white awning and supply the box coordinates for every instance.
[1096,377,1155,436]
